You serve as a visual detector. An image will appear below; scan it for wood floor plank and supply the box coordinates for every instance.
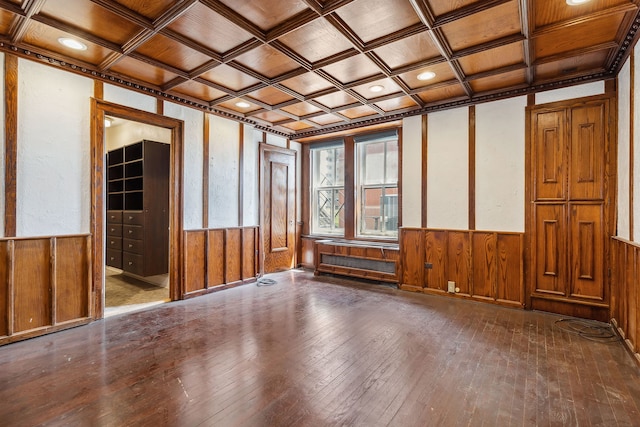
[0,270,639,426]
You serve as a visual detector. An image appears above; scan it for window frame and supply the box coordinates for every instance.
[355,133,399,238]
[309,143,346,236]
[302,127,402,242]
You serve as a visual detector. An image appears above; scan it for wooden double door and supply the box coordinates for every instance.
[529,96,614,321]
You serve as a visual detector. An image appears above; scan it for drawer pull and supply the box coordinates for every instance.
[110,228,115,232]
[128,244,133,248]
[110,241,114,245]
[110,257,114,261]
[128,261,133,266]
[128,216,133,220]
[128,230,133,234]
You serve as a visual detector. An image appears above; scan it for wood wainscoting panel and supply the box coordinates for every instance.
[13,239,51,333]
[0,241,9,336]
[611,237,640,364]
[0,235,92,345]
[183,227,258,299]
[447,231,471,296]
[207,229,225,287]
[400,228,524,308]
[425,230,447,292]
[184,230,206,294]
[472,232,496,300]
[242,227,257,280]
[496,234,524,305]
[55,236,90,323]
[300,237,317,269]
[225,228,242,284]
[569,103,605,201]
[399,228,424,291]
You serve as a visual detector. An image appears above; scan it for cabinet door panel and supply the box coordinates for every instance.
[569,103,605,200]
[534,204,566,296]
[534,110,566,200]
[570,203,604,300]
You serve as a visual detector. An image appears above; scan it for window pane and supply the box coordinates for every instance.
[316,190,334,231]
[313,146,344,186]
[334,189,345,229]
[383,188,398,232]
[361,142,385,185]
[335,147,345,186]
[361,187,383,234]
[385,141,398,185]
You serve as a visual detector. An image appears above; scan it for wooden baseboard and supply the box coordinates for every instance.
[530,296,609,322]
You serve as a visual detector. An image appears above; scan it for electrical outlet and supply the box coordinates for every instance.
[447,281,455,293]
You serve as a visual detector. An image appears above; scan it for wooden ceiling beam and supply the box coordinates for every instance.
[465,63,528,82]
[518,0,534,84]
[433,0,513,28]
[88,0,153,29]
[31,14,122,52]
[311,48,359,69]
[451,34,525,60]
[409,0,473,97]
[270,40,313,70]
[362,23,427,52]
[9,0,46,43]
[160,28,223,62]
[532,42,619,66]
[323,13,365,52]
[127,52,190,77]
[199,0,266,42]
[532,3,638,38]
[221,38,263,63]
[266,9,320,41]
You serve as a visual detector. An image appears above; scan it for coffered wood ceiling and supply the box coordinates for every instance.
[0,0,638,140]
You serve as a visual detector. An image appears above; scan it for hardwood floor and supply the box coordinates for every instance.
[1,270,639,426]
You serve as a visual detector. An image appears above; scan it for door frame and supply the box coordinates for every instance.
[259,143,297,275]
[90,99,184,319]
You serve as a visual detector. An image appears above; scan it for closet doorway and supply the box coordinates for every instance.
[104,117,171,317]
[91,99,184,320]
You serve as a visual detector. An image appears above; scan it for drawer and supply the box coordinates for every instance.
[106,249,122,269]
[122,225,143,240]
[122,252,144,276]
[123,238,143,255]
[123,211,144,225]
[107,210,122,224]
[107,237,122,251]
[107,224,122,237]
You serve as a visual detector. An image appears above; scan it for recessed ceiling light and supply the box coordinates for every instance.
[235,101,251,108]
[58,37,87,51]
[369,85,384,93]
[566,0,591,5]
[417,71,436,81]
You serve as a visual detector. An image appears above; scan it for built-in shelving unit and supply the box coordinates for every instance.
[106,140,170,277]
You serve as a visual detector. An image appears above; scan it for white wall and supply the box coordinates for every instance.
[427,108,469,230]
[104,84,156,114]
[105,120,171,151]
[401,115,422,228]
[476,97,526,232]
[209,115,240,227]
[164,102,204,230]
[243,126,260,226]
[266,133,288,148]
[618,60,631,240]
[17,59,92,236]
[535,81,605,105]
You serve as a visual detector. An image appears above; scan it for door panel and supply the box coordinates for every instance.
[262,148,296,273]
[534,110,566,201]
[570,203,604,301]
[534,204,566,296]
[570,104,605,200]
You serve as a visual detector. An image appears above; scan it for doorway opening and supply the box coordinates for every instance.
[91,98,184,320]
[104,116,171,317]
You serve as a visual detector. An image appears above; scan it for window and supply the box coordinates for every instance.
[305,128,401,240]
[311,144,345,235]
[356,131,398,237]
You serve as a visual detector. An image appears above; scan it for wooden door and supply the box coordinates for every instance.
[261,146,296,273]
[529,97,611,321]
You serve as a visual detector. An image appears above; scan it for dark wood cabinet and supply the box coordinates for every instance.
[106,140,170,277]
